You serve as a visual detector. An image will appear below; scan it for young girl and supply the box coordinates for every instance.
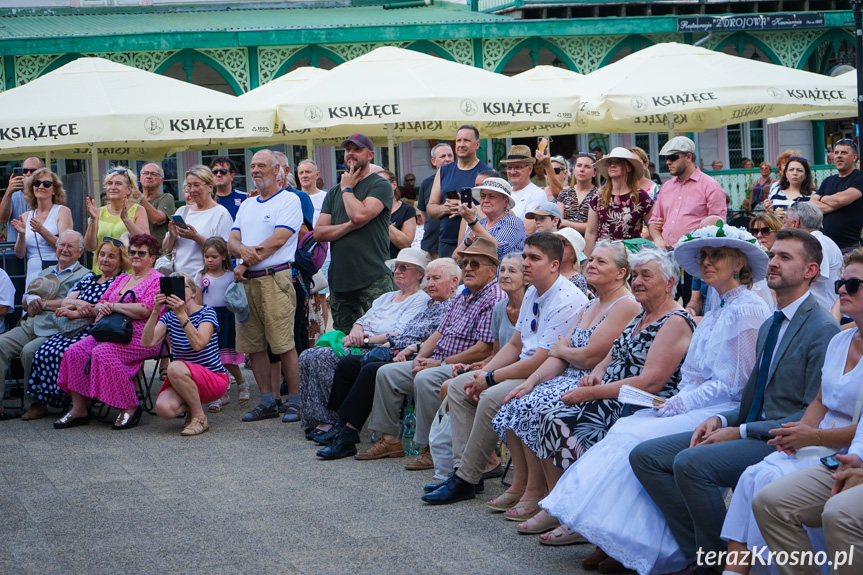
[196,237,249,411]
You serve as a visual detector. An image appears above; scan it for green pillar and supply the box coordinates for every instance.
[4,55,15,90]
[812,120,826,165]
[248,46,259,91]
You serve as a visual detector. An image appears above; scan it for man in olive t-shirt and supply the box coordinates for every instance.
[315,134,395,332]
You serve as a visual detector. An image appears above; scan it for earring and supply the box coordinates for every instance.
[733,271,739,279]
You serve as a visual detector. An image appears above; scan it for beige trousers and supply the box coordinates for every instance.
[753,463,863,575]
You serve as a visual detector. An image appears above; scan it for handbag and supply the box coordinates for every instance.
[90,291,136,344]
[54,315,93,337]
[360,344,394,366]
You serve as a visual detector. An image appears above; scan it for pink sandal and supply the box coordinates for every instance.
[539,525,589,546]
[503,500,541,522]
[486,491,523,512]
[517,509,560,534]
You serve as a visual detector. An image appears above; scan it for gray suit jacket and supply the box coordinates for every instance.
[720,293,839,440]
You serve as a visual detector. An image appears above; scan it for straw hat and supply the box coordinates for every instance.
[499,144,537,165]
[594,147,644,181]
[386,247,428,271]
[471,177,516,210]
[26,274,60,301]
[673,221,768,281]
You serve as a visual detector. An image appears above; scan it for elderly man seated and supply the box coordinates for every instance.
[356,237,504,469]
[0,230,90,414]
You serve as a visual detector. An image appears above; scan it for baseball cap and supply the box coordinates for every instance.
[341,133,374,150]
[525,202,562,220]
[659,136,696,156]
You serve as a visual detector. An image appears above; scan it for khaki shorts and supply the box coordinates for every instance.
[236,268,296,355]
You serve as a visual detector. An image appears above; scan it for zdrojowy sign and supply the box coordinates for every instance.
[678,13,825,33]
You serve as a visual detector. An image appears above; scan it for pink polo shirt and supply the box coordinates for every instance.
[649,168,727,245]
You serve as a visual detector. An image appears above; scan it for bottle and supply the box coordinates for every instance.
[402,407,419,456]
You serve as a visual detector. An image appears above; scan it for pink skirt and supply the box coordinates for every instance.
[158,361,230,403]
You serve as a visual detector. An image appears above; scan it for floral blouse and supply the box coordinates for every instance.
[392,297,454,351]
[557,186,597,223]
[588,189,654,241]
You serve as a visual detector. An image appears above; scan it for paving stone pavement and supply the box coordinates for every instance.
[1,366,597,575]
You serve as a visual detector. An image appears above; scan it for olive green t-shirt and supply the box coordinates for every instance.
[146,191,177,248]
[321,173,393,292]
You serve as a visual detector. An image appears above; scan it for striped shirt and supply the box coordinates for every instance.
[461,214,526,261]
[431,279,504,361]
[159,306,226,374]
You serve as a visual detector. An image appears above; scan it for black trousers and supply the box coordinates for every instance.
[327,355,390,429]
[678,270,693,307]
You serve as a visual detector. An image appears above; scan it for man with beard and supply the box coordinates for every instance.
[416,143,454,261]
[313,134,394,332]
[810,139,863,253]
[629,228,839,575]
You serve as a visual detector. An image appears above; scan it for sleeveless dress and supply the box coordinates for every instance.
[541,285,770,575]
[491,296,635,452]
[23,204,61,288]
[536,309,695,470]
[93,204,141,274]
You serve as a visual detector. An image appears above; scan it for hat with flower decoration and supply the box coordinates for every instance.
[673,220,768,282]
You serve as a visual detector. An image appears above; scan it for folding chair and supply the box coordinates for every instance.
[136,340,170,414]
[1,314,26,412]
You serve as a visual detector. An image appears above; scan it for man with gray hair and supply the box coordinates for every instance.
[416,143,454,260]
[137,162,175,247]
[1,156,44,242]
[784,201,843,311]
[0,230,90,415]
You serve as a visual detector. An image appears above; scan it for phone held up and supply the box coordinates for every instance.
[170,214,189,229]
[160,276,186,301]
[537,136,549,155]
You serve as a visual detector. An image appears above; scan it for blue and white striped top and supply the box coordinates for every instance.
[158,306,226,374]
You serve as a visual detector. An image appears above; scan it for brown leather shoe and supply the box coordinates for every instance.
[598,556,632,574]
[404,446,433,470]
[582,547,609,571]
[355,437,404,460]
[21,402,49,421]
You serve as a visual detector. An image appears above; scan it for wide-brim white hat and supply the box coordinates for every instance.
[471,177,516,210]
[554,228,587,263]
[594,147,644,181]
[673,222,768,282]
[386,247,428,271]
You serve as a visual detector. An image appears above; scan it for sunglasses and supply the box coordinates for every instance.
[107,167,128,174]
[530,302,540,333]
[458,259,495,270]
[750,227,774,236]
[394,264,419,273]
[664,154,680,162]
[835,278,863,295]
[695,249,727,265]
[21,168,36,174]
[553,167,563,174]
[576,153,597,159]
[211,169,230,176]
[128,249,149,258]
[32,179,54,188]
[405,178,415,182]
[788,155,809,164]
[102,236,123,247]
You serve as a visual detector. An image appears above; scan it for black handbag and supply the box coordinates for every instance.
[90,291,136,344]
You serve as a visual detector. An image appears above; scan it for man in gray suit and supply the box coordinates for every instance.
[630,228,840,575]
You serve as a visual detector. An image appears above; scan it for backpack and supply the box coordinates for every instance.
[294,231,328,288]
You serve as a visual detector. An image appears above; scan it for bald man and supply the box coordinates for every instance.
[1,156,44,243]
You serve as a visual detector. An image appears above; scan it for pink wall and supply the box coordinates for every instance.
[316,146,333,189]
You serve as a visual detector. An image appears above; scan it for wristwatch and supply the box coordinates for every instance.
[485,370,497,387]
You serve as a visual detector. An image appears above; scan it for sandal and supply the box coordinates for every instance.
[281,403,301,423]
[539,525,589,547]
[181,417,209,436]
[518,509,560,534]
[487,491,523,512]
[208,394,230,413]
[159,366,168,380]
[237,382,250,406]
[503,500,541,522]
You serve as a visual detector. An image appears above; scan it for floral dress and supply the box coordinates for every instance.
[27,273,122,408]
[536,309,694,469]
[491,296,635,451]
[557,186,596,224]
[588,189,653,241]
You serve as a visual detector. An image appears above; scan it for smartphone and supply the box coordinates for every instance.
[537,136,549,154]
[445,190,460,201]
[459,187,473,205]
[160,276,186,300]
[821,454,840,471]
[170,214,189,229]
[456,369,467,375]
[12,167,23,177]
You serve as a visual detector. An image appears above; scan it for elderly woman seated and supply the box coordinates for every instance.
[313,258,461,459]
[55,234,163,431]
[539,223,771,572]
[495,248,696,540]
[142,273,229,436]
[299,247,432,433]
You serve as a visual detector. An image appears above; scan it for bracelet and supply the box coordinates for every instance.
[467,218,479,227]
[485,370,497,387]
[341,187,353,193]
[112,303,116,312]
[181,319,190,329]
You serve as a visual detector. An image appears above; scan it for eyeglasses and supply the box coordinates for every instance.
[553,167,564,174]
[128,249,149,258]
[749,226,774,237]
[664,154,680,162]
[788,156,809,164]
[506,164,530,171]
[107,168,128,174]
[184,182,210,191]
[211,169,230,176]
[102,236,123,247]
[32,179,54,188]
[835,278,863,295]
[458,259,495,270]
[530,301,539,333]
[56,242,77,250]
[695,249,727,265]
[140,170,162,177]
[394,264,420,273]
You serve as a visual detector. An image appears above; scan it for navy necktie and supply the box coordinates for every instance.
[745,311,786,423]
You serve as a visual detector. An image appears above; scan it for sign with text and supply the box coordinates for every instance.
[678,13,825,33]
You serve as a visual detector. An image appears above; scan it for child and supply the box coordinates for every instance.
[196,237,249,411]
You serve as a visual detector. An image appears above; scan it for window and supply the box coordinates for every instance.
[727,120,765,169]
[634,133,670,174]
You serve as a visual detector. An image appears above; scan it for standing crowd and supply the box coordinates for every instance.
[1,129,863,575]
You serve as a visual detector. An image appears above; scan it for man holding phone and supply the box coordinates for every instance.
[313,134,394,333]
[1,157,44,243]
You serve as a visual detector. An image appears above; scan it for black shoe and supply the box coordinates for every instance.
[112,405,143,430]
[53,412,90,429]
[313,423,343,446]
[421,475,478,505]
[306,428,326,441]
[316,435,359,460]
[424,473,483,493]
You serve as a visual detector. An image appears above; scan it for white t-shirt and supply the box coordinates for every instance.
[307,189,327,227]
[0,268,14,335]
[232,189,303,271]
[511,181,548,220]
[174,203,234,275]
[811,230,843,312]
[515,274,588,360]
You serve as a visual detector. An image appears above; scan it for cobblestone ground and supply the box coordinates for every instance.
[1,363,596,575]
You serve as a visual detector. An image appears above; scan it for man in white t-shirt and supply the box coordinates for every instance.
[785,201,843,312]
[229,149,303,423]
[500,145,548,235]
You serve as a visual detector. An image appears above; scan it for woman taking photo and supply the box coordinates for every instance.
[455,177,526,262]
[142,273,229,437]
[163,165,233,275]
[84,167,150,273]
[584,148,654,256]
[25,237,129,419]
[55,234,163,431]
[555,153,598,236]
[11,168,73,287]
[381,170,417,259]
